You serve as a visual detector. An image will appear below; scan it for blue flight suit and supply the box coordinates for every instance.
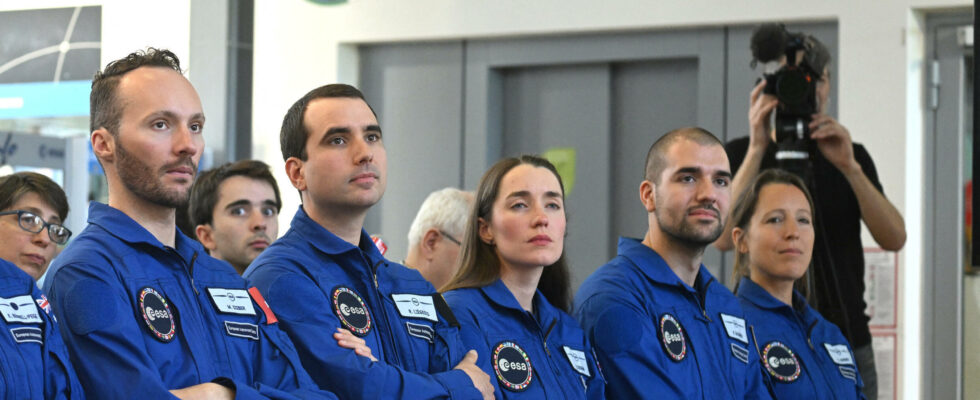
[573,238,771,399]
[736,277,865,400]
[443,279,605,399]
[244,207,482,399]
[0,258,83,399]
[42,203,338,400]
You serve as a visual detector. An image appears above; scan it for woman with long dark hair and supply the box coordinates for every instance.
[731,169,864,399]
[441,155,604,399]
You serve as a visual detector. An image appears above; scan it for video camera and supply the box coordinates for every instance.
[750,24,828,178]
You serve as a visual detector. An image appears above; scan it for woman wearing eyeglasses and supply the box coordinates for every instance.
[0,172,84,398]
[0,172,71,280]
[441,155,605,399]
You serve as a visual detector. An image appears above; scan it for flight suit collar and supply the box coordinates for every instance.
[737,277,813,322]
[617,237,713,294]
[87,202,202,262]
[480,278,557,326]
[289,206,384,262]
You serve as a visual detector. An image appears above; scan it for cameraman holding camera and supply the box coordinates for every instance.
[715,24,906,399]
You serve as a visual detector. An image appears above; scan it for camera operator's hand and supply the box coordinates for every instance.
[809,114,860,174]
[748,80,779,151]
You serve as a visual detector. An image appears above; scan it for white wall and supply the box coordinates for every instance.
[252,1,970,399]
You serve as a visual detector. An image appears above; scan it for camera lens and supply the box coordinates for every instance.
[776,69,811,106]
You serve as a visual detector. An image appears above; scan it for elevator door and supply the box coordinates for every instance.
[359,23,838,290]
[465,29,725,289]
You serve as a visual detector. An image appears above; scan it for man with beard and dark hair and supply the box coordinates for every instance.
[574,127,771,399]
[42,48,337,400]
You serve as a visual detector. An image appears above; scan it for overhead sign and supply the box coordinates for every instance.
[0,131,69,169]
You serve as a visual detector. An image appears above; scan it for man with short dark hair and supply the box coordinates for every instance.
[189,160,281,275]
[43,48,336,399]
[245,83,493,399]
[575,127,770,399]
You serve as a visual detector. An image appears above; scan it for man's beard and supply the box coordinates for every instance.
[115,139,196,209]
[655,201,723,248]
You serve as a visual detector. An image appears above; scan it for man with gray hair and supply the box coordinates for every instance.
[404,188,474,289]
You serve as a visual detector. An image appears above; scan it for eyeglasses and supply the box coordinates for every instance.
[0,210,72,245]
[439,230,461,246]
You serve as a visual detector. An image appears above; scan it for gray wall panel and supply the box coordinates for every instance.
[359,41,465,261]
[500,64,611,290]
[610,59,699,254]
[359,25,842,291]
[923,13,973,399]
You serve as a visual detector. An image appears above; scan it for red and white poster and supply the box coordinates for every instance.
[864,248,898,400]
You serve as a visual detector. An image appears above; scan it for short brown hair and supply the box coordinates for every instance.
[188,160,281,228]
[279,83,376,162]
[0,172,69,221]
[90,48,182,135]
[644,127,723,183]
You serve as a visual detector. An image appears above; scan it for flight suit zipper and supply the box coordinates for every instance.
[542,318,577,399]
[370,257,402,365]
[697,277,714,322]
[172,249,226,378]
[806,320,817,351]
[530,313,567,399]
[805,318,841,396]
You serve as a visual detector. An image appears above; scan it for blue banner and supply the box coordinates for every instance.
[0,80,90,119]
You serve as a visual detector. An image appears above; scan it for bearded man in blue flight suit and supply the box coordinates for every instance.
[42,48,337,400]
[574,127,771,399]
[244,84,494,400]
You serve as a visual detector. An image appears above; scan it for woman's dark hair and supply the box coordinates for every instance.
[440,155,572,312]
[730,169,815,297]
[0,172,69,221]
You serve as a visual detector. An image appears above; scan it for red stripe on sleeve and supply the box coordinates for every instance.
[248,287,278,325]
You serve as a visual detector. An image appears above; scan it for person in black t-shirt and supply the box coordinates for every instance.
[715,30,906,400]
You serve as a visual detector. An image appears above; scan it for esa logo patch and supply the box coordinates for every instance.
[493,341,533,392]
[763,341,801,382]
[137,287,177,343]
[658,313,687,361]
[331,286,372,337]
